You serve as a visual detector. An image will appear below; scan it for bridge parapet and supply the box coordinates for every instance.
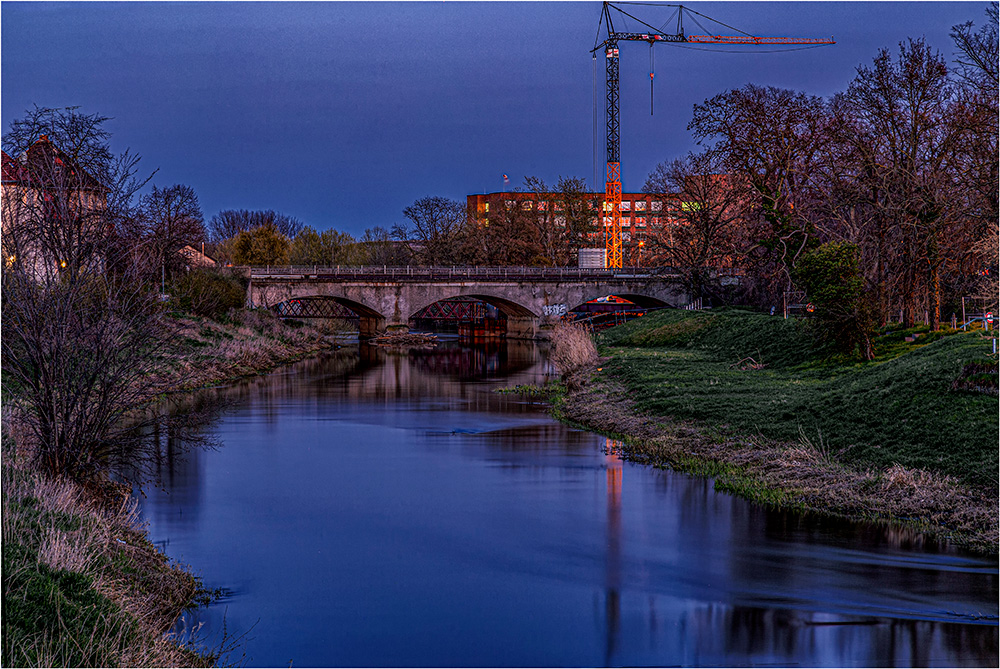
[244,265,683,282]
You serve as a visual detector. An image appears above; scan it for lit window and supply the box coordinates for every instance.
[621,219,630,227]
[634,201,646,211]
[651,201,662,212]
[506,200,515,208]
[522,201,533,211]
[537,201,547,211]
[483,203,489,213]
[554,201,564,212]
[555,216,566,227]
[603,202,613,212]
[635,217,646,228]
[620,201,630,211]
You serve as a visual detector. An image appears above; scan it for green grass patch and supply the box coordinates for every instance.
[599,308,999,489]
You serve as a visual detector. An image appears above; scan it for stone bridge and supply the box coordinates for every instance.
[245,266,689,339]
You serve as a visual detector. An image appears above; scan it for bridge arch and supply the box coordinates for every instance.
[266,293,388,337]
[408,292,537,320]
[408,292,539,339]
[573,292,672,311]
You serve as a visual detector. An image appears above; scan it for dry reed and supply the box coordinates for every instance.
[549,321,599,377]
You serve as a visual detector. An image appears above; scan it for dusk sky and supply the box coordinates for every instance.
[1,1,988,237]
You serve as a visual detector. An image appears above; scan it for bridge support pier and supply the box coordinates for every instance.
[359,316,386,338]
[506,317,538,340]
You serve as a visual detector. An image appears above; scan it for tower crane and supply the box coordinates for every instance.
[593,2,835,268]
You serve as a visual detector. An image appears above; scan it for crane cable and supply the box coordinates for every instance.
[649,43,654,115]
[592,52,596,192]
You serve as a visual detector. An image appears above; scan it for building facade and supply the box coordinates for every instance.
[466,190,684,245]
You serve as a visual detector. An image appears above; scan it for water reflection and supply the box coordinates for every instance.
[136,341,998,667]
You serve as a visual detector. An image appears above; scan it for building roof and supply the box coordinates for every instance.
[1,136,105,192]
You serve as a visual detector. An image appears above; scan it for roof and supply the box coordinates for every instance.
[1,136,105,192]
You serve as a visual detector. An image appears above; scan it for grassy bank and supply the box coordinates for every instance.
[2,309,332,667]
[556,308,998,552]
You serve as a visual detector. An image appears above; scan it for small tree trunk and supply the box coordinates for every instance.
[929,262,941,331]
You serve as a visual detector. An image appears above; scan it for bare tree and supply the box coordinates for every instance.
[837,39,970,329]
[207,208,304,243]
[2,107,151,283]
[361,225,409,266]
[138,184,205,283]
[1,107,183,481]
[642,151,743,298]
[519,176,598,266]
[396,196,465,265]
[950,2,999,96]
[555,176,600,265]
[2,265,178,479]
[689,84,831,303]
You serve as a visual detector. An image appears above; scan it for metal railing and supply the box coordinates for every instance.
[243,265,682,281]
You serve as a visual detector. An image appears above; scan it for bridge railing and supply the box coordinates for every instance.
[243,265,683,281]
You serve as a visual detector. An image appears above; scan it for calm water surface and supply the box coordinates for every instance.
[138,340,998,667]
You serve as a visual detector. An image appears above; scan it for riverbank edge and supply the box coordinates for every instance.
[2,311,335,667]
[548,366,999,556]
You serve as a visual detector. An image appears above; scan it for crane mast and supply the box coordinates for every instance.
[594,2,834,268]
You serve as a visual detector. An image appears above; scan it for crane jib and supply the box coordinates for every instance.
[601,33,836,46]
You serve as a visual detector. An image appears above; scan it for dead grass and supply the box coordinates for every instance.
[158,309,331,392]
[549,322,599,377]
[559,370,999,553]
[2,443,212,667]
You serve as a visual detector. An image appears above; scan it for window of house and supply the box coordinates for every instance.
[620,201,630,211]
[635,217,646,228]
[506,200,515,209]
[634,201,646,211]
[555,216,566,227]
[651,201,662,212]
[483,202,489,213]
[537,201,547,211]
[522,201,533,211]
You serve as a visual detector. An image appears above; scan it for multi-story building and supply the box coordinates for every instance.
[466,191,684,244]
[2,135,108,279]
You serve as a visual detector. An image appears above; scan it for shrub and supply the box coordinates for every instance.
[171,269,245,320]
[793,242,877,360]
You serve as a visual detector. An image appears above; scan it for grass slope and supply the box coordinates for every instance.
[598,308,999,489]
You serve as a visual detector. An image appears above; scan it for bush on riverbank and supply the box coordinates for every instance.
[170,268,246,320]
[596,308,999,489]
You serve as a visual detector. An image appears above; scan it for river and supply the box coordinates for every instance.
[136,340,998,667]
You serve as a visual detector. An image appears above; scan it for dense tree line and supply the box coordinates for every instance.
[639,6,997,351]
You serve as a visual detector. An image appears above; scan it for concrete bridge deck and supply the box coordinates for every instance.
[244,266,689,339]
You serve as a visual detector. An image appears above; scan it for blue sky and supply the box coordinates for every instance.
[1,1,988,236]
